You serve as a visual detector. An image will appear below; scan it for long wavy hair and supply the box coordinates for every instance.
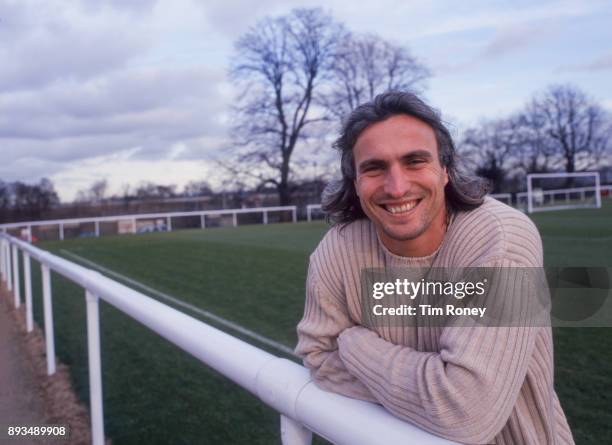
[322,91,489,225]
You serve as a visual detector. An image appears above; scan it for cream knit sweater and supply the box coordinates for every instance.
[295,197,574,444]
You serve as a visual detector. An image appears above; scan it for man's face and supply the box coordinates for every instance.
[353,114,449,256]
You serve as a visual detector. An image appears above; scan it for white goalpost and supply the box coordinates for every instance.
[526,172,601,213]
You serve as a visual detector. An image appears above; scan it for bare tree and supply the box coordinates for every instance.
[229,8,344,205]
[0,181,10,213]
[75,179,108,203]
[326,33,430,120]
[513,106,557,174]
[11,178,59,220]
[134,182,177,200]
[529,84,611,173]
[461,118,522,192]
[183,180,213,197]
[90,179,108,202]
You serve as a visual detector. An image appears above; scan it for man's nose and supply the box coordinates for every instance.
[383,165,410,198]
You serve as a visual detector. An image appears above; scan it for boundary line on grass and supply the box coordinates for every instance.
[59,249,299,358]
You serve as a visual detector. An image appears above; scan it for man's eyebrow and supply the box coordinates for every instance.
[357,158,387,172]
[357,149,434,172]
[400,149,433,161]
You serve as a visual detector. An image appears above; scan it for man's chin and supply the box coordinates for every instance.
[382,226,422,242]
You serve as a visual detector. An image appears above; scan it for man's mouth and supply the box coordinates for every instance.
[381,199,421,215]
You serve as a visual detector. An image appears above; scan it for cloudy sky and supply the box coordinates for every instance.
[1,0,611,201]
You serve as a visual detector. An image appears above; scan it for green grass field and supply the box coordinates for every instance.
[21,203,612,444]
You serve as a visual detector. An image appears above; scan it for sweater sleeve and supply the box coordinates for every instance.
[337,258,542,444]
[295,257,377,403]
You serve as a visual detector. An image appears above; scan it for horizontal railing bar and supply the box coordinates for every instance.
[527,172,603,179]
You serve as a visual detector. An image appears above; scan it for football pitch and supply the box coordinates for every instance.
[25,202,612,444]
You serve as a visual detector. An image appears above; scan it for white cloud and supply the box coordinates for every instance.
[560,51,612,72]
[49,149,218,202]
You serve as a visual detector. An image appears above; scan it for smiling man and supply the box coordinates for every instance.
[295,92,574,444]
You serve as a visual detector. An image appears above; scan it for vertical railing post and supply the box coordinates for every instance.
[263,211,268,225]
[132,218,137,234]
[0,241,4,283]
[233,213,237,227]
[200,214,206,229]
[280,415,312,445]
[167,216,172,232]
[595,174,602,208]
[27,226,32,243]
[307,206,311,223]
[6,241,13,292]
[527,177,533,214]
[292,207,297,223]
[85,290,105,445]
[95,221,100,237]
[23,252,33,332]
[0,240,5,284]
[59,223,64,241]
[12,244,21,308]
[4,240,9,283]
[3,240,8,283]
[5,241,9,283]
[41,264,56,375]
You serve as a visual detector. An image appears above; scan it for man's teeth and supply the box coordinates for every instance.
[386,201,418,214]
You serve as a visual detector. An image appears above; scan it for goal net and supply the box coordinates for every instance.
[306,204,325,222]
[525,172,601,213]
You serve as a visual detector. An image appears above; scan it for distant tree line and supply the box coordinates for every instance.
[460,84,612,193]
[73,179,215,204]
[0,178,59,223]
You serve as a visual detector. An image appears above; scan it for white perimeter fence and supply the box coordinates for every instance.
[1,188,610,238]
[0,233,457,445]
[0,206,297,242]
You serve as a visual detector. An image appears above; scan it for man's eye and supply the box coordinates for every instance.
[362,166,382,174]
[406,159,426,166]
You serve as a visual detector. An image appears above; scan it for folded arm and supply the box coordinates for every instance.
[337,260,543,444]
[295,258,377,403]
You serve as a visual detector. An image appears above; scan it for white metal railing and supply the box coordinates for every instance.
[0,233,457,445]
[0,205,298,242]
[489,193,512,205]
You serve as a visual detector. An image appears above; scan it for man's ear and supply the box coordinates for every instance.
[354,179,360,197]
[443,167,449,187]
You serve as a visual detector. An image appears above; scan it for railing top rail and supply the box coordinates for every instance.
[0,205,297,230]
[526,171,601,179]
[0,232,456,445]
